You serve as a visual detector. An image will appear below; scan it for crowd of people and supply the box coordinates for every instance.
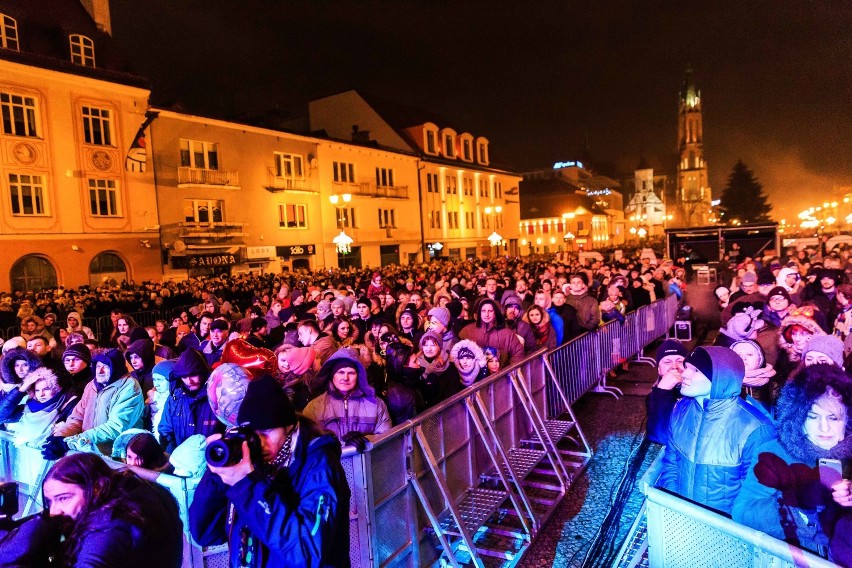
[649,245,852,566]
[1,243,851,566]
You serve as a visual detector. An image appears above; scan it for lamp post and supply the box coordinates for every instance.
[330,193,353,256]
[484,205,503,257]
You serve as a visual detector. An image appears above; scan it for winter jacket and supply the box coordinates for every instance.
[189,417,351,568]
[0,388,77,448]
[124,339,155,393]
[657,346,776,515]
[199,338,227,366]
[564,292,600,332]
[310,333,339,366]
[645,385,679,445]
[53,349,144,455]
[0,347,41,385]
[546,307,564,345]
[458,322,524,367]
[302,351,391,439]
[158,383,224,452]
[0,472,183,567]
[65,311,95,340]
[733,365,852,555]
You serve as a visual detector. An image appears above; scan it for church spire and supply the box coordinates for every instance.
[680,63,700,109]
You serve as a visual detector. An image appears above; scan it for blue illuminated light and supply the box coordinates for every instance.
[553,161,583,170]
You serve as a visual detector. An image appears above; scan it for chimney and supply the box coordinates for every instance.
[351,124,370,143]
[80,0,112,35]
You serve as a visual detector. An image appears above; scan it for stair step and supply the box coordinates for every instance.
[480,448,547,483]
[520,419,575,446]
[435,487,508,536]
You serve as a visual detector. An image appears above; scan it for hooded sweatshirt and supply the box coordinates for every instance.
[658,346,776,515]
[65,311,95,340]
[124,339,156,393]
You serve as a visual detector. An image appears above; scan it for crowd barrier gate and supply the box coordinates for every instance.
[626,454,839,568]
[0,295,679,567]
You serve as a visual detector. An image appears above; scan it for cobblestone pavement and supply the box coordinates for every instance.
[518,359,663,567]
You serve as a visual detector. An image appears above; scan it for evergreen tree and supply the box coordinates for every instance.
[718,160,772,224]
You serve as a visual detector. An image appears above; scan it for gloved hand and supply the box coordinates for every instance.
[41,436,69,461]
[341,431,369,453]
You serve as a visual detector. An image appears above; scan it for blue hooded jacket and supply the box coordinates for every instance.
[657,346,776,515]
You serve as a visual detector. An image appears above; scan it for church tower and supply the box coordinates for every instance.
[677,66,711,225]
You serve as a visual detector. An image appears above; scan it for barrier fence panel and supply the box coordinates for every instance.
[639,454,838,568]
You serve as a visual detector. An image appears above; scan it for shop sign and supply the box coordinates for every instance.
[172,253,240,269]
[246,246,276,260]
[276,244,316,258]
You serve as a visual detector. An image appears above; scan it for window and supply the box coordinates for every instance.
[482,212,489,230]
[88,179,119,216]
[375,167,394,188]
[1,92,38,137]
[69,34,95,67]
[444,134,455,157]
[180,140,218,170]
[8,173,46,216]
[429,210,441,229]
[478,142,488,164]
[463,177,473,196]
[1,14,19,51]
[495,182,503,199]
[279,203,307,228]
[462,139,472,161]
[445,175,457,195]
[274,153,304,179]
[89,252,126,287]
[425,130,437,154]
[336,207,356,228]
[426,172,438,193]
[184,199,223,223]
[447,211,459,229]
[333,161,355,183]
[378,208,395,228]
[479,179,487,197]
[82,106,113,146]
[465,211,475,229]
[10,255,56,293]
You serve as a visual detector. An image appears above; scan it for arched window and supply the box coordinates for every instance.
[0,14,19,51]
[69,34,95,67]
[10,255,57,293]
[88,252,127,286]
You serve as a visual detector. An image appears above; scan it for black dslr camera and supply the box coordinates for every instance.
[206,426,262,467]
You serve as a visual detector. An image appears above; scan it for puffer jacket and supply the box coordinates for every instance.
[189,416,350,568]
[53,349,144,455]
[564,291,601,332]
[657,346,776,515]
[302,351,391,439]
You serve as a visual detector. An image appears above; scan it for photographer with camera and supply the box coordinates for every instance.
[0,453,183,567]
[189,373,350,567]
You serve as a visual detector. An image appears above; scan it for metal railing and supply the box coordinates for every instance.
[178,166,239,187]
[636,454,838,568]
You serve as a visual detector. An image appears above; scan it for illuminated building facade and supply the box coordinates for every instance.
[676,66,712,226]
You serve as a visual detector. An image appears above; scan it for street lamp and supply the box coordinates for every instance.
[332,231,353,254]
[330,193,353,255]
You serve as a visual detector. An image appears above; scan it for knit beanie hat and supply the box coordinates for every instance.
[766,286,791,303]
[685,347,714,380]
[251,317,268,333]
[721,312,765,341]
[428,306,451,328]
[741,271,757,284]
[152,360,176,382]
[331,298,346,310]
[655,339,687,364]
[63,343,91,364]
[356,296,371,309]
[171,348,211,380]
[279,345,316,375]
[757,269,776,286]
[730,339,766,369]
[177,324,191,335]
[803,334,845,367]
[419,330,444,350]
[236,374,296,430]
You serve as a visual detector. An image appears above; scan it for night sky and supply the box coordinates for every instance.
[111,1,851,221]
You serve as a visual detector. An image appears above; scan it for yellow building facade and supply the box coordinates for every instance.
[0,3,161,292]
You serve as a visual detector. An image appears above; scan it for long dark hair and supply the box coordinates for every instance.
[44,453,146,563]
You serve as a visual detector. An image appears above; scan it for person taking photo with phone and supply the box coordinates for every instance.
[733,363,852,564]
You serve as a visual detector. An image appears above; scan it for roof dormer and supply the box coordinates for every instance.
[69,34,95,67]
[422,122,439,156]
[459,133,474,162]
[441,127,457,159]
[476,136,489,166]
[0,14,19,51]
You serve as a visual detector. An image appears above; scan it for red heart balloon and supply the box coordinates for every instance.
[215,339,276,378]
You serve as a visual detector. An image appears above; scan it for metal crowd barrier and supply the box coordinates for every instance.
[631,454,838,568]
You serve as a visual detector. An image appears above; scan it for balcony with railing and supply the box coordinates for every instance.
[264,168,315,194]
[177,167,240,189]
[332,181,409,199]
[178,221,248,243]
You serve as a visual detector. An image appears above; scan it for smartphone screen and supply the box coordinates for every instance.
[819,458,844,488]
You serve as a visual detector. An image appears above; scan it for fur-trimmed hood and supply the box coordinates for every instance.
[776,266,800,292]
[0,347,41,384]
[778,307,826,361]
[776,363,852,464]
